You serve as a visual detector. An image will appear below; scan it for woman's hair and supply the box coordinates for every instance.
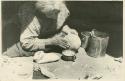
[35,0,63,14]
[35,0,70,27]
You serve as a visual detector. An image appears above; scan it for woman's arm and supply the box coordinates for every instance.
[19,16,52,52]
[19,3,52,52]
[19,2,69,52]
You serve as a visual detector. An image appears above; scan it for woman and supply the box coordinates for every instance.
[4,0,71,57]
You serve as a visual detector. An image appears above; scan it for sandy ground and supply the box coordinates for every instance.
[0,48,124,81]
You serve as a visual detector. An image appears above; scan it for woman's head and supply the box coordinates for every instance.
[35,0,68,19]
[35,0,70,28]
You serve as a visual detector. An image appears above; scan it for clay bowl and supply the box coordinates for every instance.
[61,55,76,62]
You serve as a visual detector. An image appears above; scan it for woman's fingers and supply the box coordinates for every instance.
[59,44,69,49]
[57,39,70,49]
[52,35,70,49]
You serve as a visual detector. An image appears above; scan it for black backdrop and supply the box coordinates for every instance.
[2,1,123,57]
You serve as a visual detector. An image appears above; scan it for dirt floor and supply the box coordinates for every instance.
[0,48,124,81]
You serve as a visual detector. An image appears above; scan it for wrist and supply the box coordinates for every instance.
[44,38,53,46]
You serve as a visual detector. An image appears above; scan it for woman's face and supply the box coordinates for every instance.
[45,9,60,19]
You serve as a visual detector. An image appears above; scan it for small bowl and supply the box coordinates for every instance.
[61,55,76,62]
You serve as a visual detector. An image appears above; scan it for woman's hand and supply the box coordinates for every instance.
[50,35,70,49]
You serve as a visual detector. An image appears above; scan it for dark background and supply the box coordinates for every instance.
[2,1,123,57]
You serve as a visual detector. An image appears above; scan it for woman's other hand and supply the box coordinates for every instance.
[50,35,70,49]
